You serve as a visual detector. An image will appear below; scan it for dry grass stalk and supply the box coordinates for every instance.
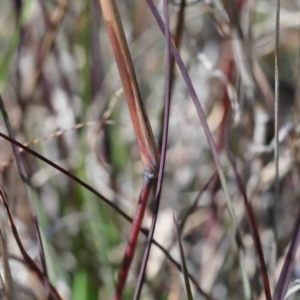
[98,1,160,298]
[98,0,159,177]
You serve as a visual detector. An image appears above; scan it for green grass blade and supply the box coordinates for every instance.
[72,270,89,300]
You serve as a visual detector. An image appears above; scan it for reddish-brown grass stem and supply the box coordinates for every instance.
[113,177,152,300]
[133,1,173,298]
[98,0,159,177]
[98,1,160,298]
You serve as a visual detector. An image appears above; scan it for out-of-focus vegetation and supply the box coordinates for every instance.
[0,0,300,299]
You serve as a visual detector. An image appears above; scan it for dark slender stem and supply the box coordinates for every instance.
[158,0,185,150]
[174,217,193,299]
[0,190,62,300]
[273,204,300,300]
[180,171,217,231]
[0,131,130,222]
[0,95,51,294]
[34,217,50,298]
[0,131,207,296]
[134,1,176,299]
[228,155,272,300]
[113,176,153,300]
[141,1,257,298]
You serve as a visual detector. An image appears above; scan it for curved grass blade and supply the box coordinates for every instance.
[0,131,210,297]
[142,0,240,240]
[140,1,251,298]
[228,154,272,300]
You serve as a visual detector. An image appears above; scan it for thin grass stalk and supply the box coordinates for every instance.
[142,172,217,299]
[98,1,160,298]
[39,0,74,105]
[34,217,50,297]
[221,57,271,298]
[274,128,300,300]
[25,0,69,99]
[174,216,194,300]
[133,1,173,298]
[0,96,27,181]
[134,2,211,299]
[98,0,159,176]
[141,1,252,297]
[143,0,239,235]
[273,206,300,300]
[0,95,51,295]
[228,154,272,300]
[113,176,152,299]
[158,0,185,149]
[0,88,123,170]
[0,131,133,232]
[0,131,210,297]
[0,189,62,300]
[274,0,281,252]
[180,171,217,231]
